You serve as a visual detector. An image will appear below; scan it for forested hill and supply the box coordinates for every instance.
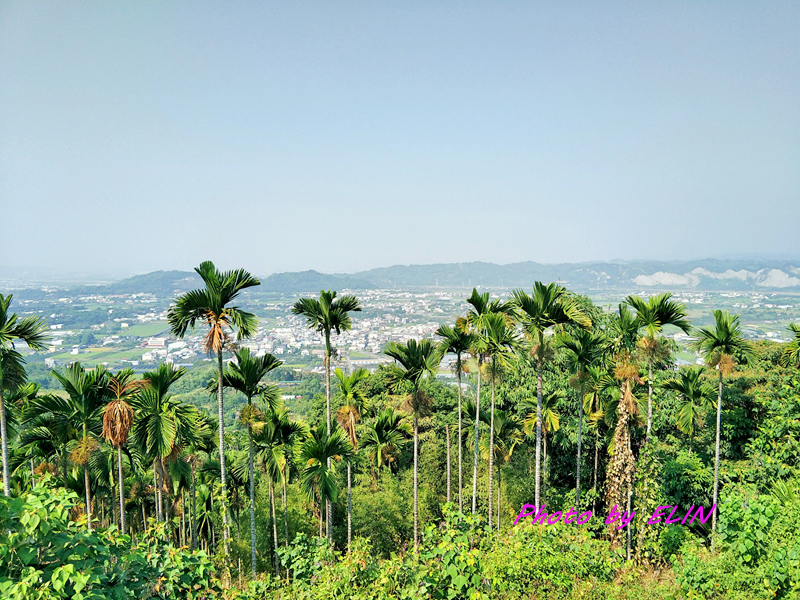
[9,259,800,297]
[351,259,800,291]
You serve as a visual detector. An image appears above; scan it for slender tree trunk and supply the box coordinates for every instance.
[282,473,289,546]
[191,465,198,550]
[117,446,126,534]
[413,406,419,549]
[593,427,599,513]
[31,457,36,487]
[543,433,547,504]
[488,374,495,528]
[142,501,147,531]
[217,351,230,552]
[324,344,333,543]
[181,491,186,546]
[535,357,543,508]
[646,360,654,438]
[457,362,463,512]
[0,380,9,497]
[347,461,352,547]
[153,465,159,522]
[496,464,501,530]
[712,371,723,532]
[318,492,323,537]
[446,425,451,504]
[576,388,583,508]
[84,424,93,532]
[84,463,93,532]
[471,358,482,515]
[248,423,256,577]
[270,480,279,576]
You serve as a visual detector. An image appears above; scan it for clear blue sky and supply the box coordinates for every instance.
[2,2,798,277]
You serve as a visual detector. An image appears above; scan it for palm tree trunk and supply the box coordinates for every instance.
[712,371,723,532]
[576,389,583,508]
[142,501,147,531]
[446,425,451,504]
[270,480,279,576]
[488,375,495,529]
[646,360,654,438]
[84,463,93,532]
[457,363,463,513]
[347,461,352,547]
[282,472,289,546]
[217,351,230,552]
[471,358,482,515]
[154,461,162,522]
[117,446,126,534]
[413,406,419,550]
[496,464,501,530]
[543,432,547,504]
[248,424,256,577]
[191,464,198,550]
[181,491,186,546]
[0,380,10,497]
[324,343,333,543]
[535,356,543,508]
[84,424,93,532]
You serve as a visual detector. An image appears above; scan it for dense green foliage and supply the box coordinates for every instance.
[2,279,800,599]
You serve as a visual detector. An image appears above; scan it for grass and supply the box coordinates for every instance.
[122,321,170,337]
[49,346,147,365]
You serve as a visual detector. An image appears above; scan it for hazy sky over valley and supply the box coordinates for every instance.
[2,2,798,277]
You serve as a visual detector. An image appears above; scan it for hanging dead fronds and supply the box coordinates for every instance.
[102,398,135,446]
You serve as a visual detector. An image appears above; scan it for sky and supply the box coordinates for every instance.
[2,1,799,278]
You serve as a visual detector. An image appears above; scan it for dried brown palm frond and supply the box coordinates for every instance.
[34,461,56,477]
[102,398,135,446]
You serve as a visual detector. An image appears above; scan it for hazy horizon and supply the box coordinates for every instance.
[3,2,798,275]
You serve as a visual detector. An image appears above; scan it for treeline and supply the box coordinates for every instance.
[1,262,800,599]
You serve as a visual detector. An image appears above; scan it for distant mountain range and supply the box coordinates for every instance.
[10,259,800,298]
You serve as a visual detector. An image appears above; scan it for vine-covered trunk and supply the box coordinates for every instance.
[605,379,635,549]
[535,357,543,508]
[84,424,93,532]
[471,357,482,515]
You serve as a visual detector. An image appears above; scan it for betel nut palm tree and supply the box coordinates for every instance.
[625,293,691,439]
[102,368,147,534]
[779,323,800,369]
[291,290,361,541]
[663,366,715,451]
[557,328,607,507]
[457,288,511,515]
[214,347,281,576]
[334,367,369,547]
[384,338,440,549]
[691,310,753,532]
[435,323,474,513]
[168,260,260,551]
[481,312,518,528]
[512,282,590,508]
[0,293,49,497]
[30,362,111,531]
